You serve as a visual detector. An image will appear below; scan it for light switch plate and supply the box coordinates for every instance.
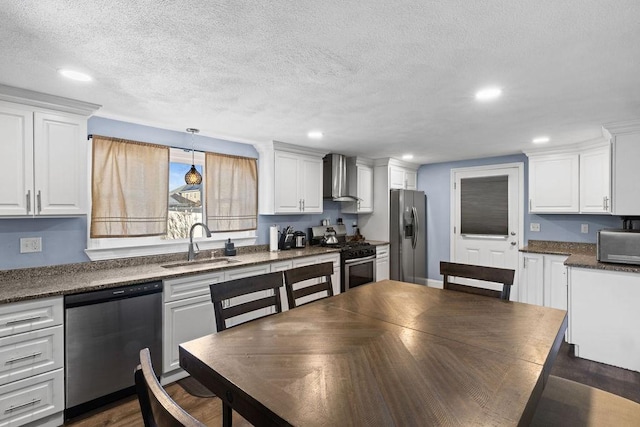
[530,223,541,232]
[581,224,589,233]
[20,237,42,253]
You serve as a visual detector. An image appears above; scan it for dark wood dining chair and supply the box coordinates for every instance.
[135,347,205,427]
[283,261,334,309]
[209,271,284,332]
[439,261,515,300]
[531,375,640,426]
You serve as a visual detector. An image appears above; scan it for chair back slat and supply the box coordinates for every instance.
[210,271,284,332]
[135,348,206,427]
[284,262,334,309]
[439,261,515,301]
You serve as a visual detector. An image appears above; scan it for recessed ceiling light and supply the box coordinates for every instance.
[475,87,502,101]
[58,69,92,82]
[532,136,550,144]
[402,154,414,160]
[307,131,323,139]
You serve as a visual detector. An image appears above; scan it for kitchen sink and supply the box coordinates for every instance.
[161,257,241,269]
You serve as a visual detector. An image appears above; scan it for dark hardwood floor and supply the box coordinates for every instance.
[550,341,640,404]
[65,341,640,426]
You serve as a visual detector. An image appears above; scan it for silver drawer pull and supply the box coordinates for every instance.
[5,316,43,326]
[5,352,43,364]
[4,398,41,413]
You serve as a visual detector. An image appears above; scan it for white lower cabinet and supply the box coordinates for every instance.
[0,368,64,427]
[270,260,293,311]
[0,297,63,427]
[517,253,567,309]
[376,245,389,281]
[289,254,340,306]
[568,267,640,372]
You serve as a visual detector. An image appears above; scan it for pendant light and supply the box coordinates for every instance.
[184,128,202,185]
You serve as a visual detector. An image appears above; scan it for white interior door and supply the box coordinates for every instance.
[450,163,523,297]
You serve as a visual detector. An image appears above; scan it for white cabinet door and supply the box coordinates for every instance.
[274,151,323,214]
[162,294,215,374]
[33,112,87,215]
[376,245,389,281]
[580,145,611,214]
[389,167,406,189]
[529,154,579,213]
[357,166,374,212]
[612,132,640,215]
[405,170,417,190]
[568,267,640,372]
[517,253,543,305]
[299,155,323,213]
[543,255,568,310]
[274,151,302,213]
[0,103,34,216]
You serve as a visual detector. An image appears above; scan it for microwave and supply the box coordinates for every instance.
[597,229,640,265]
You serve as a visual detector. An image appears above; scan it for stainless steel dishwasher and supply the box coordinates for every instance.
[64,281,162,420]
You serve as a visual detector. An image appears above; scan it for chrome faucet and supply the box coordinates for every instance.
[188,222,212,261]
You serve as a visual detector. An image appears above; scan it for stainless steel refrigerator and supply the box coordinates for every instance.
[390,189,427,284]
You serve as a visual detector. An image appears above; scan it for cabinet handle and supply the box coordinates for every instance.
[4,398,41,413]
[298,199,302,211]
[37,190,42,214]
[302,199,305,211]
[529,199,532,211]
[5,352,43,364]
[26,191,31,214]
[5,315,43,326]
[603,196,609,210]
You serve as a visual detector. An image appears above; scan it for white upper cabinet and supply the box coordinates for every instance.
[389,164,418,190]
[579,144,611,213]
[607,125,640,215]
[257,141,326,215]
[0,102,33,216]
[273,150,323,213]
[525,138,610,214]
[342,157,374,214]
[0,87,99,217]
[528,153,580,213]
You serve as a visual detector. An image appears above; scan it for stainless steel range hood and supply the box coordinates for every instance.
[323,153,359,202]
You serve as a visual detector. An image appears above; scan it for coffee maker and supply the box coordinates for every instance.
[293,231,306,248]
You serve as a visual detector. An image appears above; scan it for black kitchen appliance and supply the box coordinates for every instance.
[310,225,377,292]
[279,226,294,250]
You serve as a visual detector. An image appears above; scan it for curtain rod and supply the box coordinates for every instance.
[87,134,198,152]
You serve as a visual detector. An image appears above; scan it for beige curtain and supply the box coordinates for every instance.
[206,153,257,231]
[91,135,169,237]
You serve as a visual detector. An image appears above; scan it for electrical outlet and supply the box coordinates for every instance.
[530,223,541,232]
[20,237,42,253]
[581,224,589,233]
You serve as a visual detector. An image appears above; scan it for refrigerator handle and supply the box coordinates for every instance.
[412,206,419,249]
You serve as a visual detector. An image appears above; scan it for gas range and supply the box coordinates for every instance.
[309,225,375,259]
[338,242,376,260]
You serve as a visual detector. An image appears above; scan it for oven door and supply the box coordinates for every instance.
[343,254,377,291]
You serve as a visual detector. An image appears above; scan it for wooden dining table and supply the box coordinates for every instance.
[179,279,567,426]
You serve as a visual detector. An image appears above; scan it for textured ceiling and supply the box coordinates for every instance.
[1,1,639,164]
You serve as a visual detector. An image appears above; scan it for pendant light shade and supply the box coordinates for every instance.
[184,128,202,185]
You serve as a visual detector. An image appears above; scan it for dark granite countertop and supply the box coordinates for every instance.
[0,245,341,304]
[520,240,640,274]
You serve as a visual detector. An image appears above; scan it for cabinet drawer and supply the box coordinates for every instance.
[224,264,271,281]
[375,245,389,258]
[0,368,63,427]
[316,254,340,270]
[163,272,224,303]
[0,298,63,338]
[0,326,63,386]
